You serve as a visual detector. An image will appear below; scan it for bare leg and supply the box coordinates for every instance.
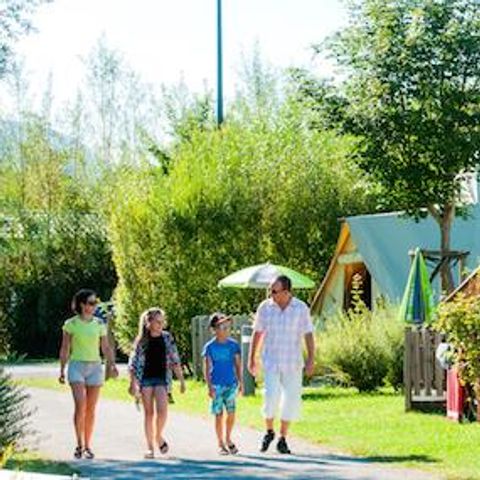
[153,386,168,446]
[225,412,235,445]
[280,420,290,438]
[215,413,225,447]
[141,387,155,451]
[265,418,274,431]
[70,383,86,448]
[84,386,101,449]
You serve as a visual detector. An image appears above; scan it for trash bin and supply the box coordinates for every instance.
[241,324,255,396]
[447,367,464,421]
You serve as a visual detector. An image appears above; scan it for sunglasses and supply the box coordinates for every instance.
[270,289,284,295]
[216,323,230,331]
[86,299,97,306]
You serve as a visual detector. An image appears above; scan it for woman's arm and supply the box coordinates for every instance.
[59,331,71,384]
[101,335,118,378]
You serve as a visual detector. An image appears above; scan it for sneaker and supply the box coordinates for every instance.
[276,437,291,454]
[260,430,275,452]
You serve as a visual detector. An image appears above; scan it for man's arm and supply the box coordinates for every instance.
[248,331,263,376]
[304,332,315,377]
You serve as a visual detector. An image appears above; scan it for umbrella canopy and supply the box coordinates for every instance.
[399,249,435,325]
[218,263,315,289]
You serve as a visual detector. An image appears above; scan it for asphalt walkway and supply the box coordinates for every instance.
[23,387,443,480]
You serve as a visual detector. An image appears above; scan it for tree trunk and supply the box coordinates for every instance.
[428,203,455,295]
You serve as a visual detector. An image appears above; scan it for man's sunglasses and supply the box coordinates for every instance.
[270,289,284,295]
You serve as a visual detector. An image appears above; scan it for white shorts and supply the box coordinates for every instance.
[262,368,303,421]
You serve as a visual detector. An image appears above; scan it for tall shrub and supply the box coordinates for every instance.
[107,98,376,358]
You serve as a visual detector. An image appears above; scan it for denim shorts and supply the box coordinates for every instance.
[67,361,103,386]
[140,377,168,389]
[211,384,237,415]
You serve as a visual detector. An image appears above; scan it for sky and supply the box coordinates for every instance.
[3,0,348,113]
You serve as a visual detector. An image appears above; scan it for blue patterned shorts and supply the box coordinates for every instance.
[211,384,237,415]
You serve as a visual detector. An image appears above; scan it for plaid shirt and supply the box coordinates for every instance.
[128,331,180,388]
[253,297,313,372]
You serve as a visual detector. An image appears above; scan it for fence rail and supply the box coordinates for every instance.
[404,327,446,411]
[191,314,252,379]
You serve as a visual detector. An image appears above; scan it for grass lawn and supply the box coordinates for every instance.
[22,377,480,480]
[5,451,78,475]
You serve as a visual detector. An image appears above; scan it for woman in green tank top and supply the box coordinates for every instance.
[59,289,118,460]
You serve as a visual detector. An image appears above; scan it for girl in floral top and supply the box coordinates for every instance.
[128,307,185,458]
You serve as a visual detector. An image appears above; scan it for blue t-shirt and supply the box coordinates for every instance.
[202,337,241,386]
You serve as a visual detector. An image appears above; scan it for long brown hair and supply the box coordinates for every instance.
[135,307,166,347]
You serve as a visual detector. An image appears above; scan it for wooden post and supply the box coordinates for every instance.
[404,328,412,411]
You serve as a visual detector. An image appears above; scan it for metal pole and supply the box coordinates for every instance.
[216,0,224,125]
[241,324,255,396]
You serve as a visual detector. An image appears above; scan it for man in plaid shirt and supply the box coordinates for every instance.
[248,275,315,455]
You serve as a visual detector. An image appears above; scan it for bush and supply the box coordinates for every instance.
[434,294,480,387]
[0,368,32,460]
[316,300,403,392]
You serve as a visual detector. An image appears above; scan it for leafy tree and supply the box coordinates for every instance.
[319,0,480,292]
[0,0,49,77]
[107,94,375,358]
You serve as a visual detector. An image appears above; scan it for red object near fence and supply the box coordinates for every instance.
[447,368,464,421]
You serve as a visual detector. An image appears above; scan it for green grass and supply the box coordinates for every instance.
[5,451,78,475]
[22,377,480,480]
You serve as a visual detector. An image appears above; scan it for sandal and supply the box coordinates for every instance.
[218,445,229,455]
[227,442,238,454]
[159,441,169,454]
[83,447,95,459]
[144,449,154,459]
[73,446,83,459]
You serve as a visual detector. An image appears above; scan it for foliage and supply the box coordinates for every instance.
[0,0,50,77]
[107,95,376,358]
[0,368,32,458]
[0,117,116,357]
[316,298,403,391]
[318,0,480,291]
[434,294,480,386]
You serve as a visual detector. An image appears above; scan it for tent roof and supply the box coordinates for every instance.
[312,205,480,312]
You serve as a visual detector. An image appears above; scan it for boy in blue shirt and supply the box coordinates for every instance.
[202,312,243,455]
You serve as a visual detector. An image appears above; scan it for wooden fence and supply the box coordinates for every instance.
[191,314,252,379]
[404,327,446,411]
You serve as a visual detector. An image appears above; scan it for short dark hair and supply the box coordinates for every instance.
[272,275,292,292]
[209,312,230,329]
[72,289,97,314]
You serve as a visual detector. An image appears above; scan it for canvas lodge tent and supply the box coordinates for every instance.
[311,206,480,320]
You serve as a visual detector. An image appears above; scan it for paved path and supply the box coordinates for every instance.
[23,387,443,480]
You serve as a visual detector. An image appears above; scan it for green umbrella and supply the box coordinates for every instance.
[218,262,315,289]
[399,248,435,324]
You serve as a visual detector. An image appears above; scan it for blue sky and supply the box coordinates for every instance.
[4,0,347,111]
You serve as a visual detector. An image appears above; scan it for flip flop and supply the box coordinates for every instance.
[83,447,95,459]
[144,450,154,459]
[227,443,238,454]
[73,446,83,459]
[218,445,229,455]
[159,441,169,454]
